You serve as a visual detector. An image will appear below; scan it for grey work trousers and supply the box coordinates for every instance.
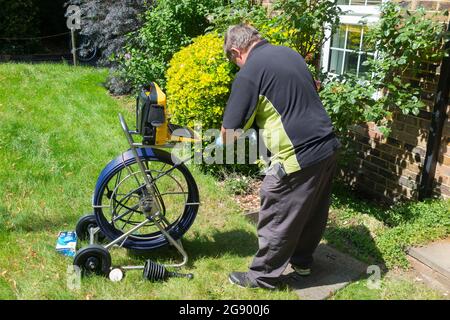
[247,152,338,289]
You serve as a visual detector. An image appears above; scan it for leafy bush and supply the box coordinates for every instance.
[117,0,224,92]
[166,33,263,177]
[319,75,378,136]
[207,0,269,33]
[68,0,150,65]
[267,0,341,74]
[166,33,236,129]
[208,0,341,77]
[67,0,151,95]
[0,0,40,54]
[320,3,449,136]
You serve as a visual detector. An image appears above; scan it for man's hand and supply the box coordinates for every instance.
[221,126,228,145]
[220,126,242,145]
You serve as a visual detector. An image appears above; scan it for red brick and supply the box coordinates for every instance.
[381,151,396,163]
[396,114,418,126]
[370,156,388,169]
[439,155,450,166]
[435,163,450,177]
[404,125,420,135]
[362,160,380,173]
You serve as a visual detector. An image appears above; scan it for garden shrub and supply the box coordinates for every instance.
[166,33,236,129]
[208,0,341,77]
[68,0,150,65]
[166,33,262,177]
[0,0,40,54]
[117,0,224,92]
[266,0,341,75]
[67,0,152,94]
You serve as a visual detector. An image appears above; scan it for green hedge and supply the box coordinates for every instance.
[166,33,236,129]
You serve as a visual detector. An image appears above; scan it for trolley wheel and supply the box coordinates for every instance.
[73,245,111,276]
[75,214,105,242]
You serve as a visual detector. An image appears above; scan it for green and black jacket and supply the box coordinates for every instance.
[222,40,341,174]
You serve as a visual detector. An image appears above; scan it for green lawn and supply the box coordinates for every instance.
[0,63,448,300]
[0,63,296,299]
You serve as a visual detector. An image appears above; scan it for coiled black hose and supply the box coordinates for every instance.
[143,259,194,281]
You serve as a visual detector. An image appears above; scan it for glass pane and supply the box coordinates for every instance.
[337,0,350,4]
[351,0,366,5]
[331,25,346,49]
[347,25,362,51]
[329,49,344,74]
[361,27,373,51]
[366,0,382,5]
[358,53,369,76]
[343,51,359,75]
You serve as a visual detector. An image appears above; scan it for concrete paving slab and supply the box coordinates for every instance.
[407,255,450,294]
[281,243,368,300]
[407,239,450,279]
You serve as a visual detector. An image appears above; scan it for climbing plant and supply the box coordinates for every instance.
[320,2,449,136]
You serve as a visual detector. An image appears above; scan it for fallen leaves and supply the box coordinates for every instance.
[234,180,261,214]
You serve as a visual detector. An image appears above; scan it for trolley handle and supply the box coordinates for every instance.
[119,113,139,135]
[119,113,141,149]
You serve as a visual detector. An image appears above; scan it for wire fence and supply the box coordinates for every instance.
[0,32,71,41]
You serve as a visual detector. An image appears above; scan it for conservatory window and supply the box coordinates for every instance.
[321,0,383,77]
[327,24,372,77]
[337,0,382,5]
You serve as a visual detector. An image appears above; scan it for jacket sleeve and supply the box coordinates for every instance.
[222,74,259,130]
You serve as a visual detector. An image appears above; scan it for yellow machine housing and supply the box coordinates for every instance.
[136,83,197,146]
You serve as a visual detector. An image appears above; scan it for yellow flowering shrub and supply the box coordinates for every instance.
[166,33,237,130]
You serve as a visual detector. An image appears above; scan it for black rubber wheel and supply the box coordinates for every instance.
[75,214,105,242]
[73,245,111,276]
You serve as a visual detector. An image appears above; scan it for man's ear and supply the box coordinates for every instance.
[231,48,241,59]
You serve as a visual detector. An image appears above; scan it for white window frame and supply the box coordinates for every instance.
[321,2,384,76]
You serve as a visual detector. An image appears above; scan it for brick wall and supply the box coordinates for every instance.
[341,1,449,202]
[257,0,449,201]
[344,102,449,202]
[401,0,450,15]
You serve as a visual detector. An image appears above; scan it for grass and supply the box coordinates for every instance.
[326,187,450,269]
[326,186,449,299]
[0,63,448,300]
[332,271,446,300]
[0,63,296,300]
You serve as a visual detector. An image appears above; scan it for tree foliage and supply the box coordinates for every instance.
[267,0,341,73]
[116,0,224,92]
[0,0,40,54]
[67,0,151,66]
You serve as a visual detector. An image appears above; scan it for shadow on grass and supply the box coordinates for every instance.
[324,222,387,272]
[127,229,258,266]
[331,182,424,227]
[277,224,388,295]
